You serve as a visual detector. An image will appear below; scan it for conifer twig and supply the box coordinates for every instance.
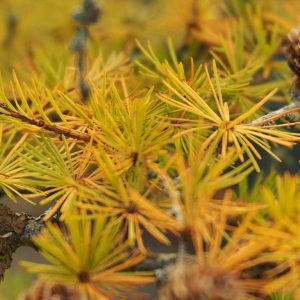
[0,103,91,142]
[251,25,300,127]
[70,0,101,102]
[185,0,199,44]
[250,100,300,126]
[2,11,18,48]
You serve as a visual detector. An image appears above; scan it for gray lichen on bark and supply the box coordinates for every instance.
[0,204,42,280]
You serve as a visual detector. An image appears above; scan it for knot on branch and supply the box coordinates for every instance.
[72,0,101,26]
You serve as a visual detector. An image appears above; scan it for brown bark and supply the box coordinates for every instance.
[0,203,43,280]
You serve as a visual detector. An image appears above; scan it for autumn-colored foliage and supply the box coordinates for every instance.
[0,1,299,299]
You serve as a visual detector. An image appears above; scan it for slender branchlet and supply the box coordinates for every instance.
[185,0,200,45]
[156,175,189,286]
[2,10,18,48]
[250,27,300,125]
[0,103,91,142]
[177,0,200,60]
[250,101,300,126]
[70,0,101,102]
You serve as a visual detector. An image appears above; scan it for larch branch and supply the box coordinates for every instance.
[250,101,300,126]
[0,103,91,142]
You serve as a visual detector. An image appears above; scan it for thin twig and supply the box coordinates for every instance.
[250,101,300,126]
[0,103,91,142]
[2,11,18,48]
[70,0,101,101]
[160,175,186,282]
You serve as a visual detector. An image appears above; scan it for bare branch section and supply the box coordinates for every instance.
[251,75,300,126]
[0,203,43,280]
[249,28,300,127]
[250,101,300,126]
[0,103,91,142]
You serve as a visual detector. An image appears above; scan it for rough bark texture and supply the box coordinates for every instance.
[0,203,43,280]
